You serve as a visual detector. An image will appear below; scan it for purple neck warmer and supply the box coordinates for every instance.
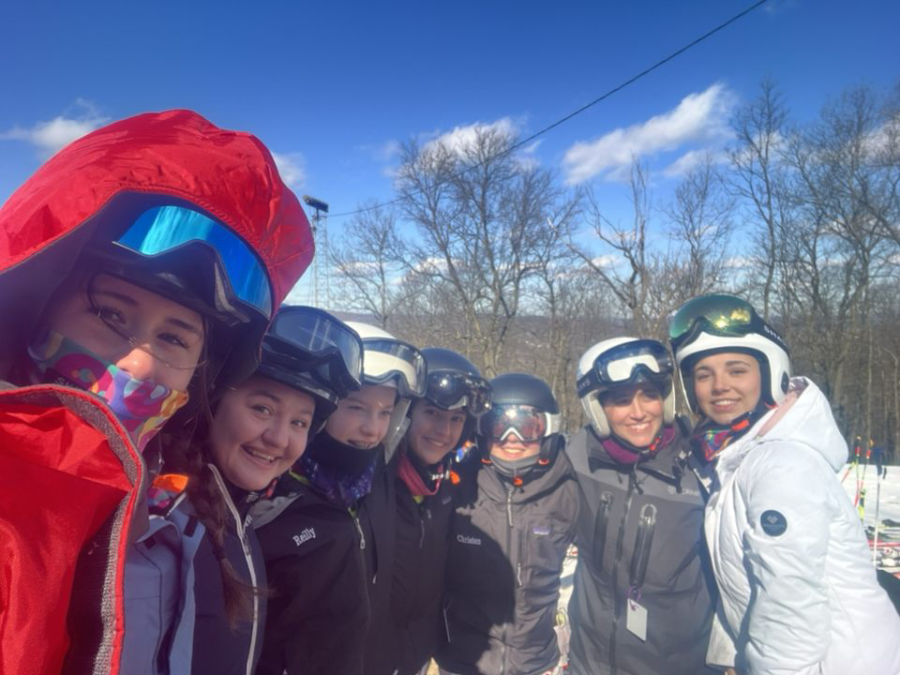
[600,424,678,465]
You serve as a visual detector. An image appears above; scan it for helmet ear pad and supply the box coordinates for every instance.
[581,383,675,440]
[582,392,612,438]
[383,396,412,463]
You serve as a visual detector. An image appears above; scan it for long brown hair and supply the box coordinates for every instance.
[157,365,259,627]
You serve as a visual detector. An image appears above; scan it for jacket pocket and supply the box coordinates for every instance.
[122,531,181,674]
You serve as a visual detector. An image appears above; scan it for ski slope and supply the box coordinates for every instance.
[840,463,900,527]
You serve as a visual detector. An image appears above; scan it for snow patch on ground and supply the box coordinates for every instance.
[840,463,900,527]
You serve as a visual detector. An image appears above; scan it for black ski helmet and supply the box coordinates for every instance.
[421,348,492,416]
[418,348,492,457]
[489,372,560,414]
[479,372,563,482]
[256,306,364,430]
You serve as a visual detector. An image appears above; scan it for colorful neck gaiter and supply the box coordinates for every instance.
[601,424,678,466]
[692,408,766,462]
[28,329,190,452]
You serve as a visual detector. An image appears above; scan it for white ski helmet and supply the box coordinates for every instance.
[345,322,427,456]
[668,294,791,415]
[576,337,676,439]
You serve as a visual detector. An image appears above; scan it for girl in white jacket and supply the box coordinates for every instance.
[669,294,900,675]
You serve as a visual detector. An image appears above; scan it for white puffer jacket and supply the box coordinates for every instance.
[704,378,900,675]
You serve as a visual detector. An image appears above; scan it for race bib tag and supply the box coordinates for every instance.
[626,598,648,641]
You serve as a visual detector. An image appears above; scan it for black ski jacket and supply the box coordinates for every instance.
[436,451,579,675]
[565,422,718,675]
[361,451,400,675]
[368,450,457,675]
[252,450,396,675]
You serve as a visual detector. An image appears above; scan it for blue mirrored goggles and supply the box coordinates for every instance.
[115,205,273,318]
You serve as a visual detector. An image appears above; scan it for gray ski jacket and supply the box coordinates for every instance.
[565,422,717,675]
[437,451,579,675]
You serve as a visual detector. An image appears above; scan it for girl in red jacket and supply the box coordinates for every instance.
[0,110,313,675]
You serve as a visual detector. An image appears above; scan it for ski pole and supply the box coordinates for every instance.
[872,465,883,566]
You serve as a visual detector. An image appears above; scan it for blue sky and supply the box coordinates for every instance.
[1,0,897,303]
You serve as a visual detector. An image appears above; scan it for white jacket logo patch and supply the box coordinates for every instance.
[457,534,482,546]
[293,528,316,546]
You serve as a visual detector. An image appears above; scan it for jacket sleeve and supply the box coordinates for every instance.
[737,443,833,675]
[256,528,369,675]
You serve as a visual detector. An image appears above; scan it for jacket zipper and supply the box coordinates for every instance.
[592,492,613,566]
[209,465,259,675]
[352,511,366,550]
[629,504,657,589]
[419,503,427,549]
[608,469,638,675]
[501,484,516,675]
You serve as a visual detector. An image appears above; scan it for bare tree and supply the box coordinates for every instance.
[665,154,736,299]
[330,203,407,330]
[729,79,793,320]
[395,125,578,377]
[566,161,662,336]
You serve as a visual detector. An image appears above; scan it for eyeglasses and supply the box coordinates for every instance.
[669,294,787,353]
[576,340,673,398]
[87,275,207,372]
[482,404,549,443]
[115,205,273,318]
[425,371,492,416]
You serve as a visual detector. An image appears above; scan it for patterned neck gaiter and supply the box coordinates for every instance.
[28,329,190,452]
[692,407,767,463]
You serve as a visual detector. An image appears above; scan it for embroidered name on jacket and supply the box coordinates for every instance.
[457,534,482,545]
[293,528,316,546]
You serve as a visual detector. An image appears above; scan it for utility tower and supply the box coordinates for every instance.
[303,195,330,308]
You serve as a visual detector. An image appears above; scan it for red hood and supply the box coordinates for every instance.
[0,108,313,305]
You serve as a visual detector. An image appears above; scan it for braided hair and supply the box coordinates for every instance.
[157,365,261,628]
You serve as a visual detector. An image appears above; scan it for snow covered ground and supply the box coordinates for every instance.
[840,462,900,527]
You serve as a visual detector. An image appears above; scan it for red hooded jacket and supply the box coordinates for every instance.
[0,110,313,675]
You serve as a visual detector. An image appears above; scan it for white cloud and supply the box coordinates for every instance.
[0,99,109,157]
[590,254,621,268]
[663,148,732,178]
[562,83,736,185]
[425,117,518,157]
[374,140,401,162]
[411,255,449,275]
[271,152,306,190]
[863,115,900,159]
[663,149,707,178]
[723,255,753,269]
[513,139,542,171]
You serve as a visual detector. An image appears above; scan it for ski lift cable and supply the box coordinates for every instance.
[327,0,770,220]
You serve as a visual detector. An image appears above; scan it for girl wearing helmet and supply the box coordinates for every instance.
[565,337,717,675]
[124,305,362,675]
[671,294,900,675]
[437,373,579,675]
[254,322,426,675]
[0,110,313,675]
[368,348,492,675]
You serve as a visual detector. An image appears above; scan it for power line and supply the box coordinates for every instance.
[328,0,770,219]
